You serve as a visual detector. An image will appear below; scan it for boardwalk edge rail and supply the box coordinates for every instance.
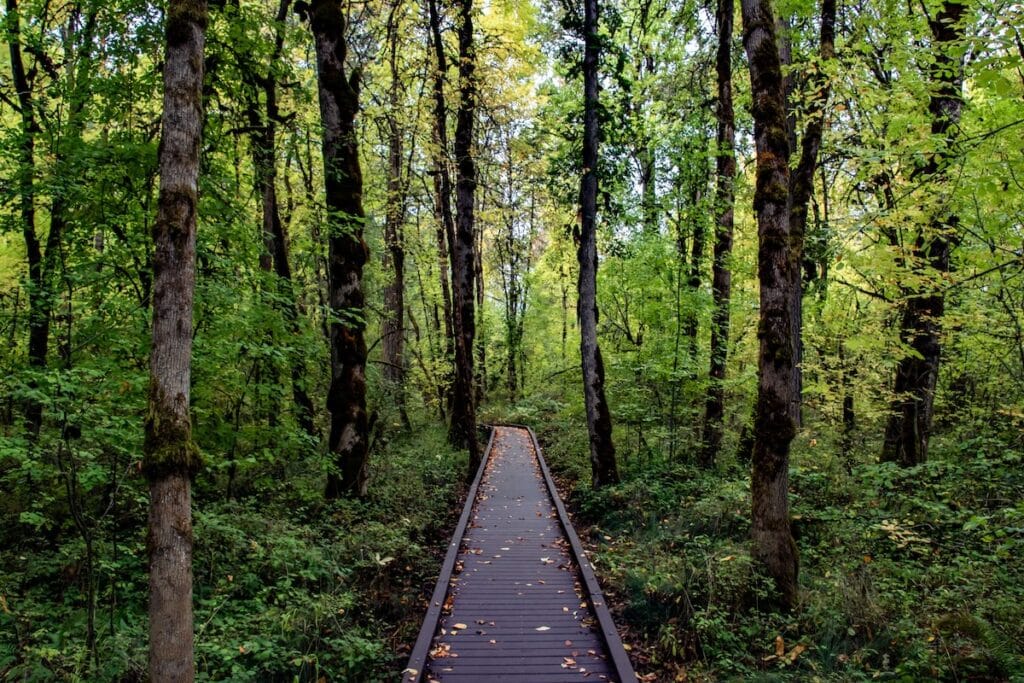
[404,423,636,683]
[519,423,637,683]
[404,428,496,683]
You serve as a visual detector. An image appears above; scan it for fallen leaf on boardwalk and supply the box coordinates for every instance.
[775,635,785,657]
[489,639,497,644]
[536,626,551,631]
[561,657,577,668]
[453,623,467,630]
[565,640,573,646]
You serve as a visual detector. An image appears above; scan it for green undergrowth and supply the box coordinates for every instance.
[0,424,465,682]
[513,399,1024,682]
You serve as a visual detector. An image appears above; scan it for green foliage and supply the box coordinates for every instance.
[0,424,465,681]
[529,401,1024,680]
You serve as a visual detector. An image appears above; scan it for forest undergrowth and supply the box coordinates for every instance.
[0,424,465,682]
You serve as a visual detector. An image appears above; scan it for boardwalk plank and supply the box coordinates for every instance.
[405,426,635,682]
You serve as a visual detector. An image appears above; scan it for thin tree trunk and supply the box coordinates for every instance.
[881,0,965,466]
[683,184,706,359]
[7,0,43,436]
[787,0,836,428]
[579,0,619,488]
[306,0,371,498]
[382,0,410,430]
[427,0,457,413]
[245,0,317,437]
[741,0,799,609]
[447,0,481,471]
[143,1,207,678]
[9,0,95,437]
[700,0,736,468]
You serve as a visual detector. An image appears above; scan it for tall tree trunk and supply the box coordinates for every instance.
[447,0,481,472]
[786,0,836,427]
[427,0,457,413]
[143,1,207,679]
[700,0,736,468]
[306,0,371,498]
[881,0,965,466]
[579,0,619,488]
[382,0,410,430]
[741,0,799,609]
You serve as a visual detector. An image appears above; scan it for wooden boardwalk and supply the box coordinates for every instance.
[405,425,634,682]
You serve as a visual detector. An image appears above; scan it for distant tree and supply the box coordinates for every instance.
[237,0,318,438]
[579,0,619,488]
[701,0,737,467]
[381,0,411,430]
[881,0,966,466]
[143,0,207,678]
[303,0,371,498]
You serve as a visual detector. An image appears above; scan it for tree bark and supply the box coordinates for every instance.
[447,0,481,472]
[143,0,207,678]
[579,0,619,488]
[881,0,965,466]
[427,0,458,414]
[306,0,371,498]
[700,0,736,468]
[741,0,799,609]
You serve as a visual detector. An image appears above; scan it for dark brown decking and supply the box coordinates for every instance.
[405,426,634,683]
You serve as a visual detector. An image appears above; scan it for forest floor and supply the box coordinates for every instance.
[3,408,1023,681]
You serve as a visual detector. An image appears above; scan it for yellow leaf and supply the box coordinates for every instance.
[775,635,785,657]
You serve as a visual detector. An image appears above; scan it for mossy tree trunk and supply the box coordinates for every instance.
[306,0,371,498]
[741,0,799,610]
[881,0,965,467]
[143,0,207,678]
[447,0,481,474]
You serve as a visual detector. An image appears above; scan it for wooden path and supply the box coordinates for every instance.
[405,425,635,682]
